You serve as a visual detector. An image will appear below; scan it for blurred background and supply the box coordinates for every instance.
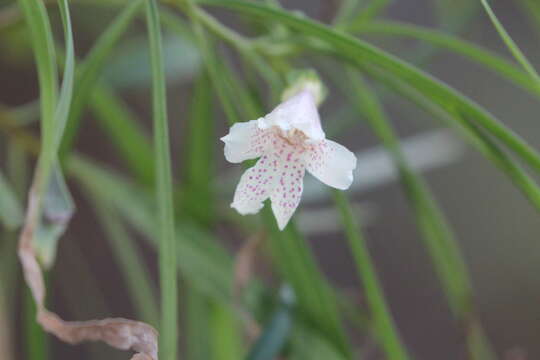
[1,0,540,359]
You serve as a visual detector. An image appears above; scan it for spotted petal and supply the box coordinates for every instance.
[305,139,357,190]
[221,119,271,163]
[269,140,307,230]
[231,154,281,215]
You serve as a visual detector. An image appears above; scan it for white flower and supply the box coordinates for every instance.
[221,90,357,230]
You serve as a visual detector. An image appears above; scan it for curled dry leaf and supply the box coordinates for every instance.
[19,182,158,360]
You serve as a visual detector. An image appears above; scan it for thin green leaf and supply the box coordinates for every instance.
[17,0,58,144]
[186,286,213,360]
[333,190,410,360]
[480,0,540,86]
[362,63,540,214]
[145,0,178,358]
[211,304,243,360]
[60,0,144,155]
[198,0,540,175]
[51,0,75,152]
[183,72,215,225]
[90,83,154,185]
[24,286,48,360]
[353,20,540,97]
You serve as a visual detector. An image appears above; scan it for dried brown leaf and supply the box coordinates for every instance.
[19,183,158,360]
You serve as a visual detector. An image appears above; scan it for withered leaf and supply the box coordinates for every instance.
[19,180,158,360]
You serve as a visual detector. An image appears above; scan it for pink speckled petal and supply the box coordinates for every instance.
[269,141,307,230]
[231,154,281,215]
[221,119,272,163]
[305,139,357,190]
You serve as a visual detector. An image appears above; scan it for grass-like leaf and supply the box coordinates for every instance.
[145,0,178,358]
[480,0,540,86]
[353,20,540,97]
[90,84,154,185]
[333,190,410,360]
[61,0,144,155]
[183,72,215,225]
[16,0,58,145]
[362,63,540,214]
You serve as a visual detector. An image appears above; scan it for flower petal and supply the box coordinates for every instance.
[261,90,325,141]
[221,119,272,163]
[231,154,280,215]
[269,142,307,230]
[305,139,357,190]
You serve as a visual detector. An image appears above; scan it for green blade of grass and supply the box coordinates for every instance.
[198,0,540,175]
[362,63,540,214]
[186,9,242,125]
[352,20,540,97]
[211,304,243,360]
[333,191,410,360]
[186,286,213,360]
[145,0,178,358]
[50,0,75,152]
[17,0,58,144]
[24,286,49,360]
[90,83,154,185]
[60,0,144,156]
[480,0,540,86]
[183,72,215,225]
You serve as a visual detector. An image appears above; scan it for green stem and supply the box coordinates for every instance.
[145,0,178,358]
